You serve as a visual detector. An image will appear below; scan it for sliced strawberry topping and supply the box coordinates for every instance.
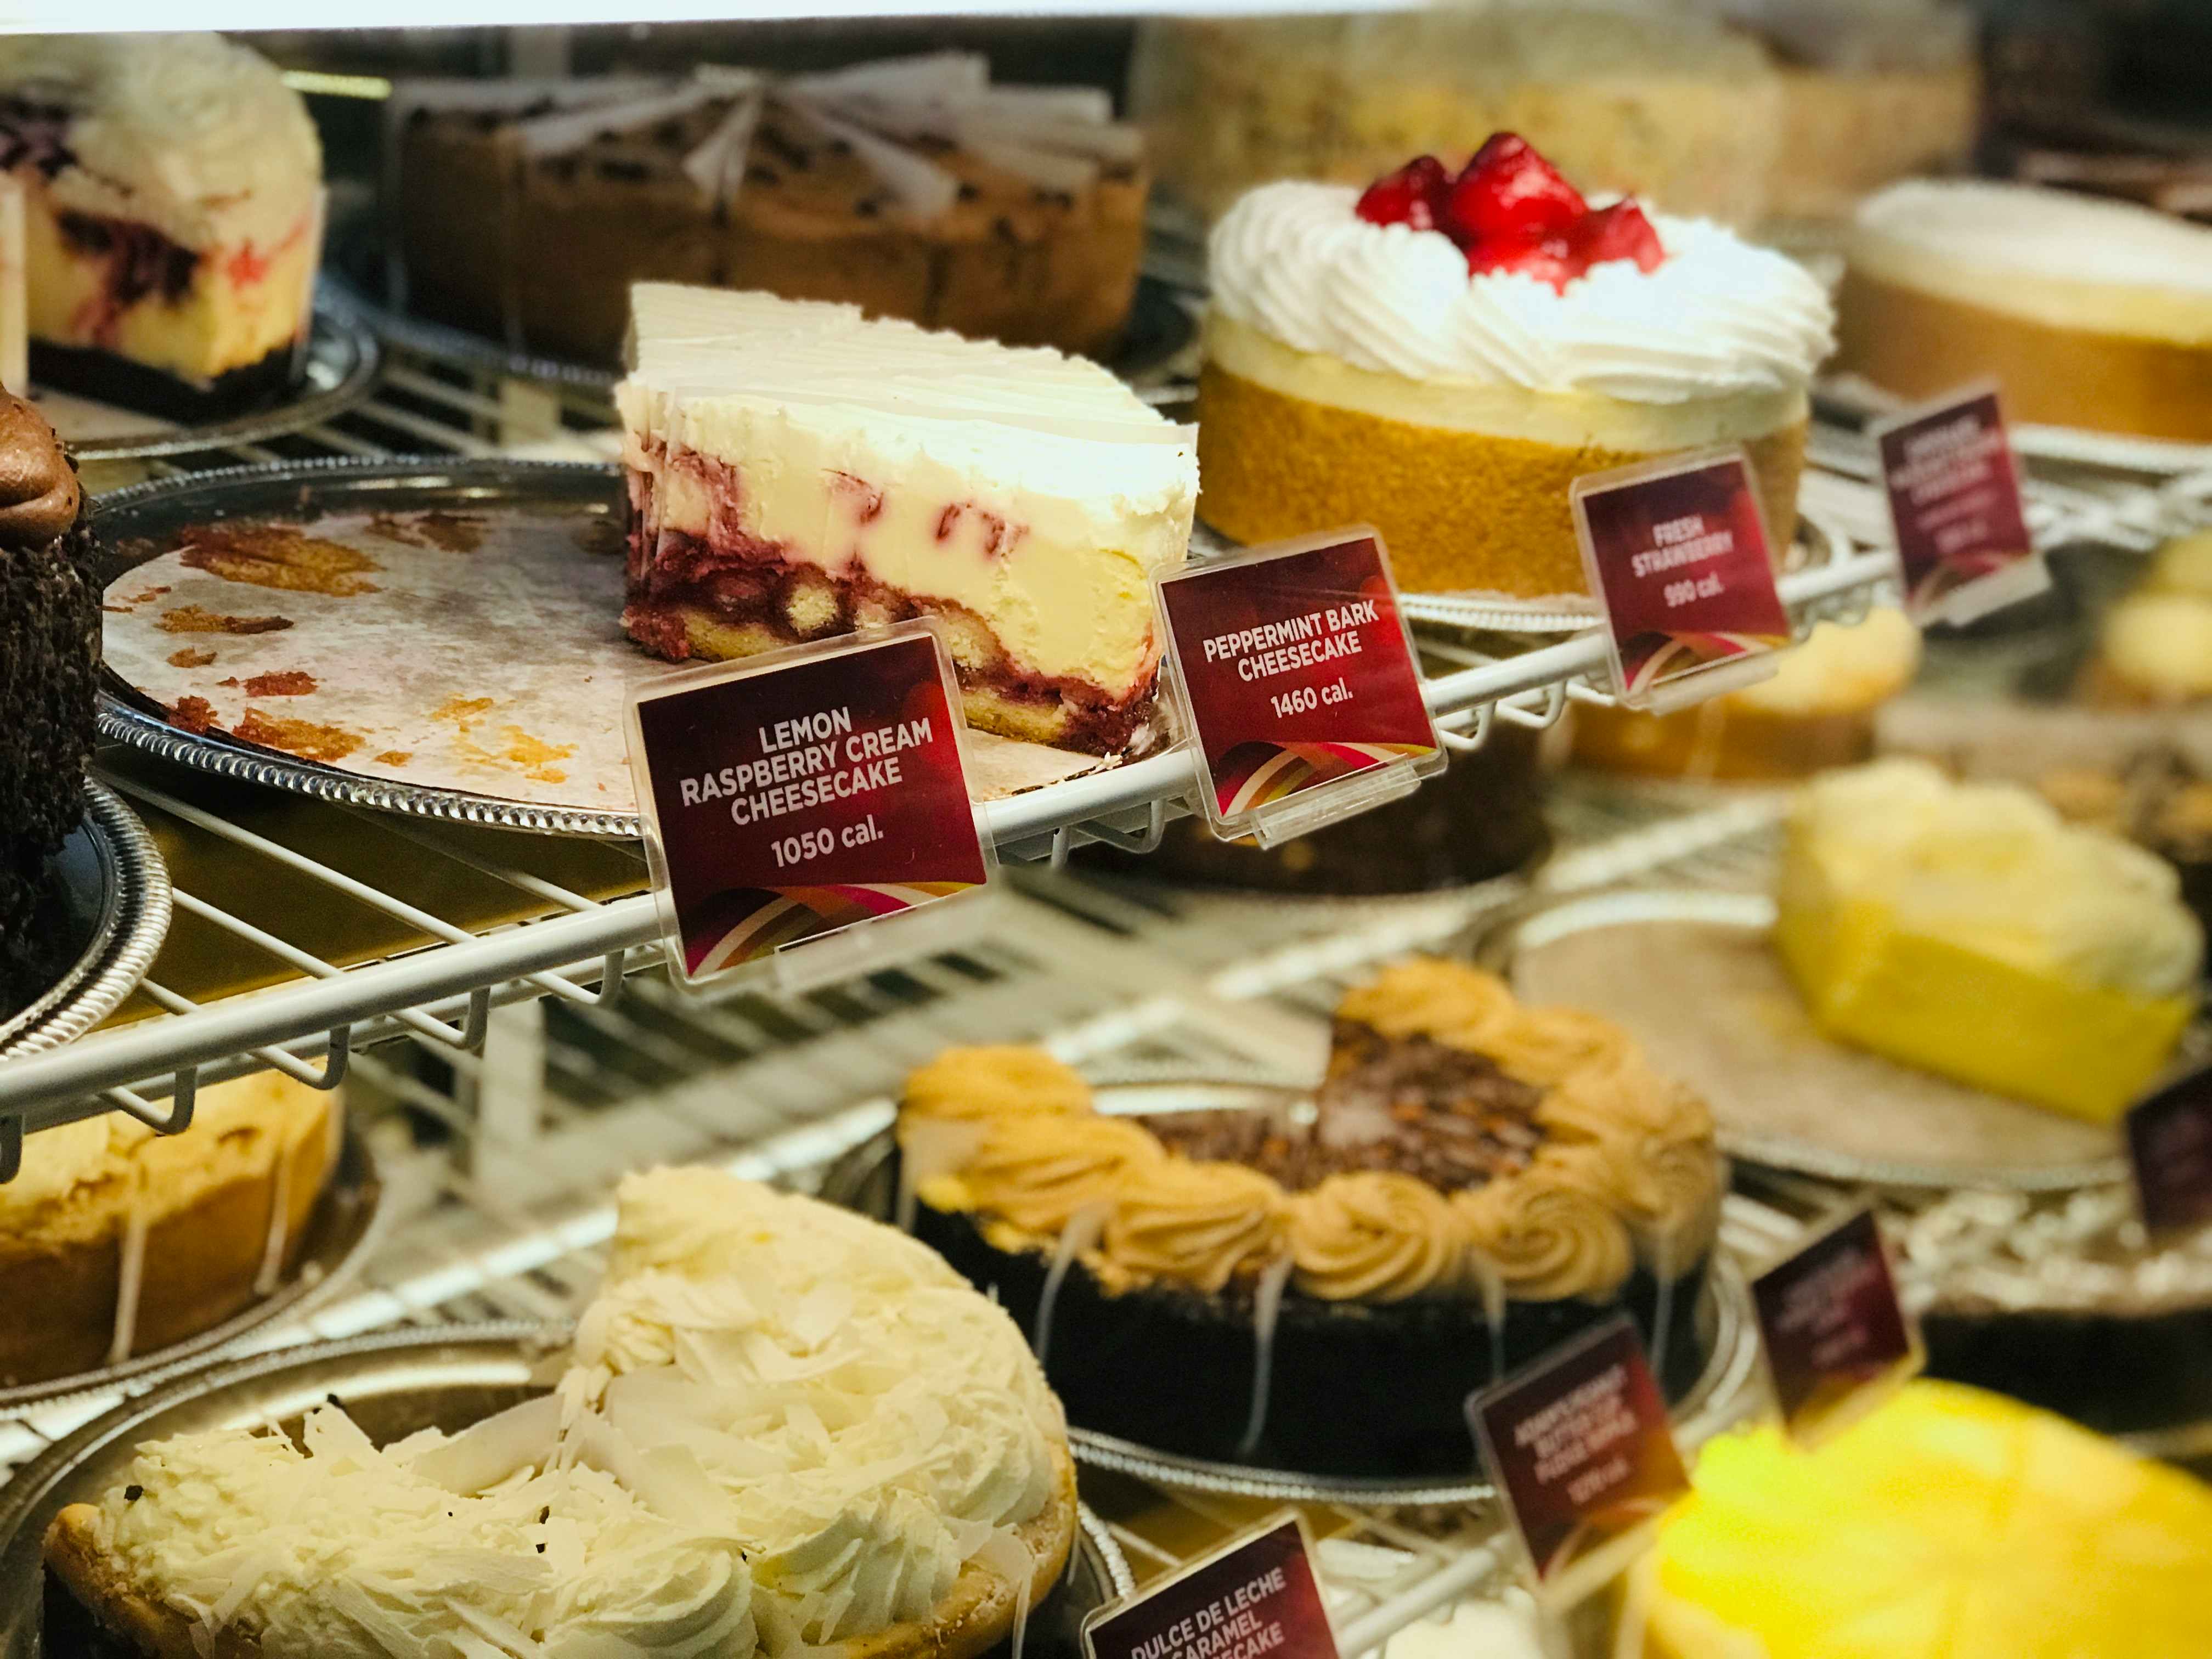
[1465,236,1581,294]
[1355,155,1452,233]
[1443,133,1587,249]
[1573,200,1665,274]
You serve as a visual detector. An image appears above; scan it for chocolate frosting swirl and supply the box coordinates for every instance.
[902,1046,1091,1122]
[1453,1146,1635,1302]
[1285,1172,1465,1302]
[1104,1159,1286,1294]
[0,396,82,551]
[960,1114,1165,1235]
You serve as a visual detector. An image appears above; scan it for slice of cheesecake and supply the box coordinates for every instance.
[0,35,322,417]
[618,282,1197,756]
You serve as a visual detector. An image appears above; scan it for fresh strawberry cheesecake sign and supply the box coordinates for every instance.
[1354,134,1665,291]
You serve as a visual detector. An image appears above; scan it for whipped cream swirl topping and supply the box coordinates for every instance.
[1209,182,1835,402]
[87,1172,1067,1659]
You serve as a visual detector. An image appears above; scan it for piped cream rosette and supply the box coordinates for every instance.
[902,962,1723,1309]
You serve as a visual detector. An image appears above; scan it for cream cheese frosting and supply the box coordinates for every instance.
[1207,181,1833,403]
[80,1172,1066,1659]
[1785,759,2205,997]
[1850,180,2212,343]
[0,33,320,253]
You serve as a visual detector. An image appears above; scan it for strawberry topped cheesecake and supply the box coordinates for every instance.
[1197,136,1834,598]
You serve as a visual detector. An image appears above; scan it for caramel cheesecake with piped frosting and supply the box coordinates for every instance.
[896,960,1723,1475]
[46,1171,1076,1659]
[1197,135,1833,599]
[0,34,322,417]
[619,283,1197,757]
[1838,180,2212,442]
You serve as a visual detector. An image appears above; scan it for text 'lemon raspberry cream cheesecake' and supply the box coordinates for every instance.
[1839,180,2212,443]
[1198,136,1834,599]
[0,34,322,417]
[44,1171,1077,1659]
[618,283,1197,757]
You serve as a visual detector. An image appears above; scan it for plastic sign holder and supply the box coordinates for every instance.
[2127,1062,2212,1245]
[1750,1207,1922,1448]
[1870,381,2046,628]
[1468,1314,1690,1610]
[1154,527,1443,848]
[1572,448,1793,715]
[624,619,997,994]
[1082,1511,1339,1659]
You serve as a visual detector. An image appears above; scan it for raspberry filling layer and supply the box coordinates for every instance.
[623,449,1167,758]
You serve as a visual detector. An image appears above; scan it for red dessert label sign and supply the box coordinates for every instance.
[1751,1208,1922,1447]
[1155,528,1442,847]
[625,623,994,990]
[1083,1513,1339,1659]
[1469,1316,1689,1606]
[1572,449,1792,713]
[2126,1063,2212,1244]
[1871,384,2045,627]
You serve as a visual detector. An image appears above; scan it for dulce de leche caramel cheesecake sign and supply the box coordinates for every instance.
[1871,385,2044,628]
[1572,450,1792,714]
[1470,1316,1689,1607]
[625,624,993,990]
[1084,1514,1338,1659]
[1156,529,1441,847]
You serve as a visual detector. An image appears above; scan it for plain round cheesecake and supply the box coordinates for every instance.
[1195,136,1835,599]
[1837,179,2212,442]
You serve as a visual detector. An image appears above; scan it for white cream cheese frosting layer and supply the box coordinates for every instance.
[1207,182,1833,403]
[1785,758,2204,997]
[620,285,1197,700]
[86,1171,1065,1659]
[1850,180,2212,343]
[0,33,321,253]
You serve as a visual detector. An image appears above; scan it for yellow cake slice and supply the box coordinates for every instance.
[1776,759,2202,1123]
[1627,1380,2212,1659]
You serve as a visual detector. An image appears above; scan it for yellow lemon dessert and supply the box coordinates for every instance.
[1776,759,2202,1124]
[1624,1380,2212,1659]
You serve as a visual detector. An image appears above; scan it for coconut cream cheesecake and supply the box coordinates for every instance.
[45,1170,1077,1659]
[1838,180,2212,442]
[1197,136,1834,599]
[0,34,322,416]
[619,283,1197,756]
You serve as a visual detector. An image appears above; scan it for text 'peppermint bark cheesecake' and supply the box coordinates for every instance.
[1197,136,1835,599]
[618,283,1198,757]
[0,33,323,417]
[44,1171,1077,1659]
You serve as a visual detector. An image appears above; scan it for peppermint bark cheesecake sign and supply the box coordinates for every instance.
[1572,449,1792,713]
[626,624,992,989]
[1872,385,2044,628]
[1156,529,1441,847]
[1751,1208,1922,1447]
[1084,1514,1338,1659]
[1469,1316,1689,1606]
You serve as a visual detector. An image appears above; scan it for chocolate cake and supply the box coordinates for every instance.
[895,963,1724,1477]
[0,393,93,975]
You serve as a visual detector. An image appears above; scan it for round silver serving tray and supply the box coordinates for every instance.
[43,288,381,465]
[1468,887,2138,1192]
[324,204,1197,394]
[0,1118,382,1413]
[821,1079,1764,1505]
[92,457,645,840]
[0,1320,1131,1659]
[0,782,171,1061]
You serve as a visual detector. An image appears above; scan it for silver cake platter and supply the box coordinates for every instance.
[0,781,172,1062]
[34,288,382,466]
[0,1119,382,1413]
[323,201,1197,394]
[1469,887,2142,1192]
[0,1321,1131,1659]
[92,458,648,839]
[820,1080,1763,1506]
